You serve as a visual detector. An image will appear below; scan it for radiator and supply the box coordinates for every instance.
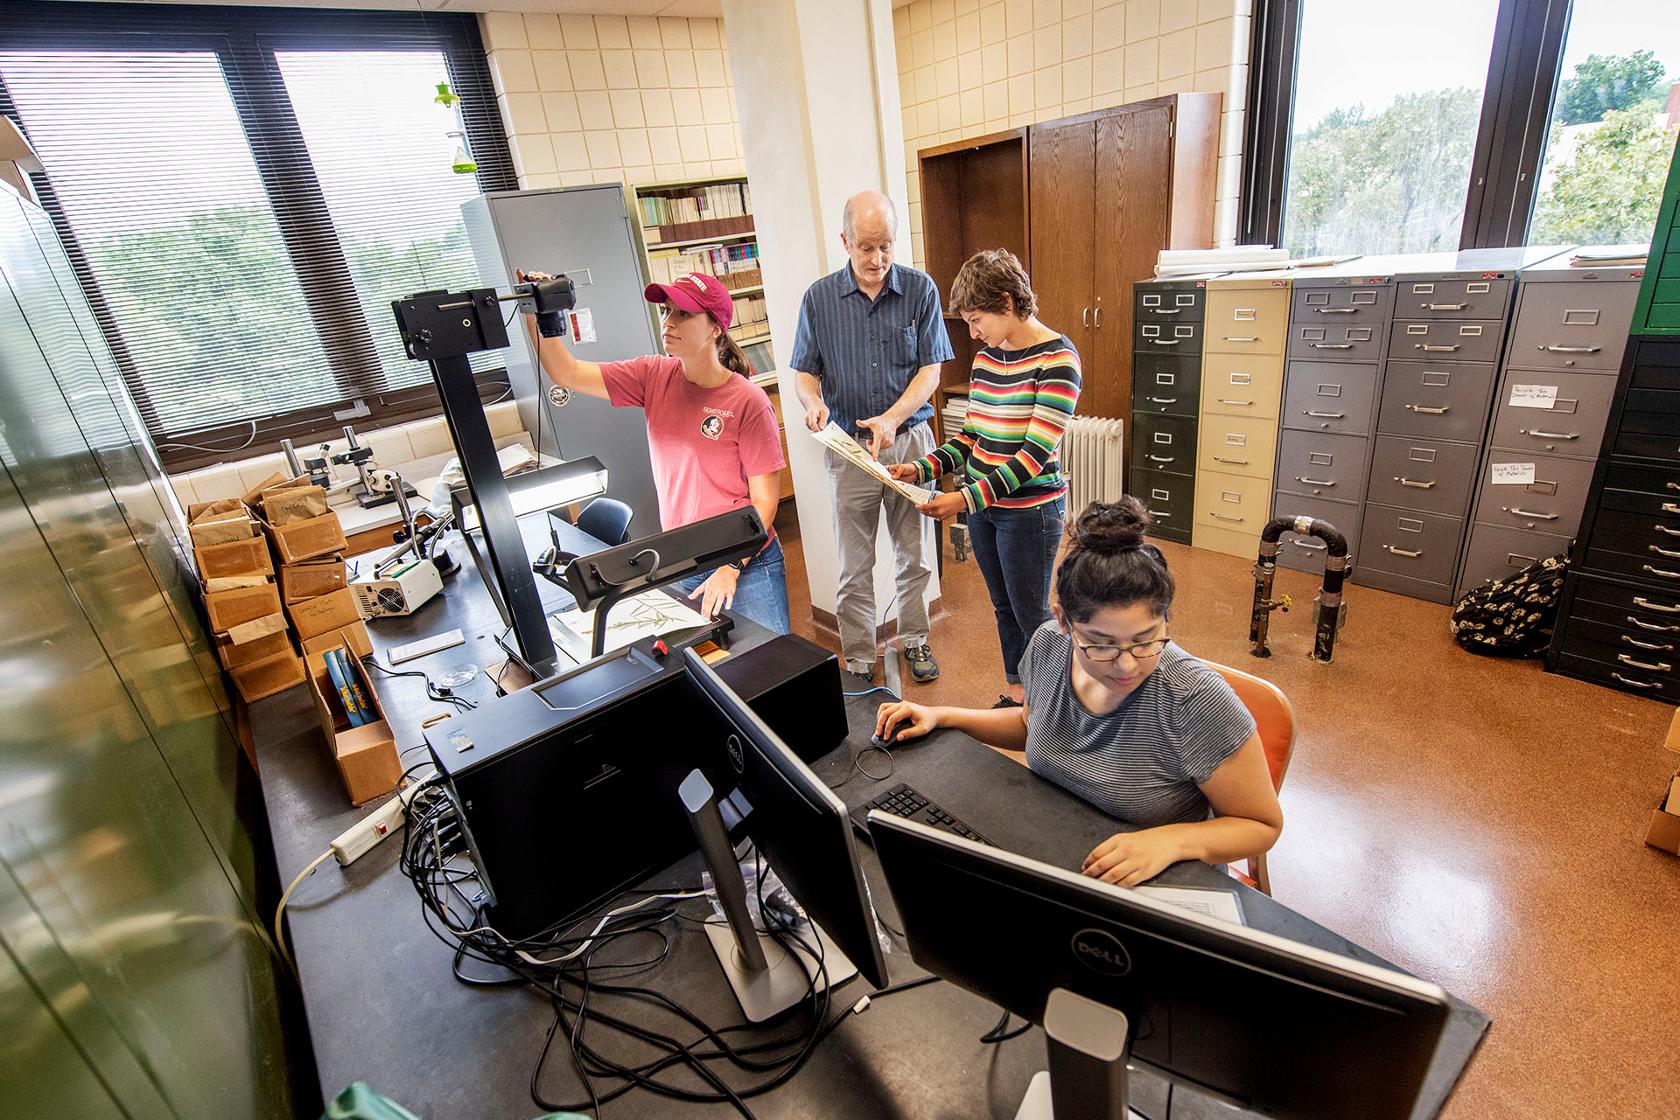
[1060,416,1125,517]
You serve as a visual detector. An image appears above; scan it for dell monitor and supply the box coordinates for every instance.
[869,813,1453,1120]
[681,647,890,1021]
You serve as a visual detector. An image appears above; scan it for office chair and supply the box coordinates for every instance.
[576,497,633,546]
[1206,661,1295,897]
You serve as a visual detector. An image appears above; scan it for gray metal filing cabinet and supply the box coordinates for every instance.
[1457,252,1643,596]
[1270,262,1389,575]
[1350,247,1566,604]
[1131,277,1209,544]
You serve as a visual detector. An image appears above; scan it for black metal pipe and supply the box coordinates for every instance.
[1251,516,1349,661]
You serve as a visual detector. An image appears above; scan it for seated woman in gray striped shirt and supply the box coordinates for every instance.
[874,497,1283,886]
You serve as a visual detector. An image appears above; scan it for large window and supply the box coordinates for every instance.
[1246,0,1680,254]
[0,5,515,469]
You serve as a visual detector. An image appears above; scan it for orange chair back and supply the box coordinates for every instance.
[1205,660,1295,896]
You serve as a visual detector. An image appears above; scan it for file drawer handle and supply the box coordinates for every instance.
[1628,615,1680,633]
[1148,396,1179,404]
[1651,543,1680,559]
[1422,302,1468,311]
[1296,476,1335,487]
[1304,410,1345,419]
[1419,344,1461,352]
[1153,308,1182,315]
[1213,457,1250,466]
[1152,338,1182,345]
[1507,507,1559,520]
[1291,539,1328,551]
[1383,545,1424,558]
[1611,672,1663,690]
[1633,596,1680,613]
[1668,481,1679,491]
[1641,564,1680,580]
[1218,398,1254,406]
[1147,454,1177,463]
[1314,307,1357,314]
[1209,512,1245,523]
[1146,509,1172,519]
[1309,343,1354,350]
[1617,653,1672,672]
[1395,477,1435,489]
[1224,336,1259,343]
[1522,428,1577,440]
[1621,634,1675,652]
[1665,503,1680,515]
[1405,404,1449,414]
[1656,523,1680,537]
[1541,344,1600,354]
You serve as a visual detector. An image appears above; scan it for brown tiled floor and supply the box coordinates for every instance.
[775,511,1680,1118]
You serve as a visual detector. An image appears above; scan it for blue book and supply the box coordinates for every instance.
[322,647,367,727]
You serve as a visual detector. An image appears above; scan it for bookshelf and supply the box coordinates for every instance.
[632,174,789,500]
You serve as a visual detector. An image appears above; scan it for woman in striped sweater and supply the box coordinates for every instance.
[889,249,1081,705]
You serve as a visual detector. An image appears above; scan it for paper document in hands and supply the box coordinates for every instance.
[808,422,933,504]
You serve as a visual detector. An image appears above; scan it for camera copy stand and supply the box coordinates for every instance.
[391,279,577,678]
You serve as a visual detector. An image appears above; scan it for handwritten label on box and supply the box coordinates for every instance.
[1490,462,1536,486]
[1508,384,1557,410]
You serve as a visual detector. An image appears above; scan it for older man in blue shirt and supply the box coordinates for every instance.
[790,190,954,684]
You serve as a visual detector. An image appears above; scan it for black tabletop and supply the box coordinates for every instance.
[253,516,1488,1120]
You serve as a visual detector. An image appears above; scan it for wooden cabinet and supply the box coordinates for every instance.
[918,94,1220,456]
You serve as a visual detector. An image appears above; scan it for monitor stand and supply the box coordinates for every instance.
[678,769,858,1023]
[1014,989,1145,1120]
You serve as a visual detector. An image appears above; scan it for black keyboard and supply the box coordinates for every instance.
[850,783,994,846]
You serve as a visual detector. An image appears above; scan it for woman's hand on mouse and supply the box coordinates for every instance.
[874,700,939,743]
[1080,829,1182,888]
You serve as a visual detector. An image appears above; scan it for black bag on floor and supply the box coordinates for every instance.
[1449,553,1569,657]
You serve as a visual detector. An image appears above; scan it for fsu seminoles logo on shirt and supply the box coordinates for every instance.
[699,405,733,441]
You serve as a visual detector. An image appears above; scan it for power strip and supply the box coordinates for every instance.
[331,782,426,866]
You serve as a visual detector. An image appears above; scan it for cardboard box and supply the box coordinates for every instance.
[223,611,289,646]
[262,484,330,526]
[300,619,373,662]
[216,627,295,670]
[1642,709,1680,856]
[288,587,363,641]
[194,536,274,580]
[279,558,349,604]
[266,511,348,564]
[305,644,400,806]
[203,574,273,593]
[205,582,283,633]
[229,650,306,702]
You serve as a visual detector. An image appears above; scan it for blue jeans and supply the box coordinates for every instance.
[672,536,791,635]
[967,498,1064,684]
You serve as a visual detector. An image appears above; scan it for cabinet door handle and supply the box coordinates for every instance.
[1423,302,1468,310]
[1093,306,1102,328]
[1082,307,1090,327]
[1304,410,1345,419]
[1209,512,1244,523]
[1148,396,1179,404]
[1296,476,1335,486]
[1506,507,1559,520]
[1212,456,1250,466]
[1147,454,1176,463]
[1621,634,1675,652]
[1310,343,1354,350]
[1617,653,1673,672]
[1641,564,1680,580]
[1419,344,1460,352]
[1314,307,1357,314]
[1612,672,1663,690]
[1395,477,1435,489]
[1406,404,1449,414]
[1651,543,1680,559]
[1634,595,1680,613]
[1223,335,1259,343]
[1291,539,1328,551]
[1218,398,1254,406]
[1656,523,1680,537]
[1522,428,1577,440]
[1151,338,1182,345]
[1628,615,1680,632]
[1384,545,1424,558]
[1541,344,1600,353]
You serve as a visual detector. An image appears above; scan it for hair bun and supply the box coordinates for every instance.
[1071,496,1151,554]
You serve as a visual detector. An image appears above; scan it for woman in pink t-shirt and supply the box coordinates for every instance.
[520,270,790,634]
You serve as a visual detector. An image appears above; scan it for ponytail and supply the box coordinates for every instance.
[716,328,754,378]
[1055,496,1176,623]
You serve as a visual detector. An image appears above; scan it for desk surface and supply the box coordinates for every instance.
[254,518,1488,1120]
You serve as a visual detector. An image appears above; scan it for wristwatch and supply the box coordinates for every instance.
[726,559,747,573]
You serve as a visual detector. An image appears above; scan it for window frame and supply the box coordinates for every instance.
[1241,0,1576,253]
[0,2,518,472]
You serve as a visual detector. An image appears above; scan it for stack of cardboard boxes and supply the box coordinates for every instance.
[1645,709,1680,857]
[189,493,301,702]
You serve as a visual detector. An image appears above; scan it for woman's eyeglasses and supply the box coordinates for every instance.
[1071,633,1170,663]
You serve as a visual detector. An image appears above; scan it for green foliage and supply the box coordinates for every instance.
[1530,107,1678,245]
[1555,51,1668,127]
[1284,88,1483,257]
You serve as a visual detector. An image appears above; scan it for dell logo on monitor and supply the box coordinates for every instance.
[1071,928,1131,975]
[726,733,745,774]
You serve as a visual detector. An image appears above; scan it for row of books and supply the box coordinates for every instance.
[730,293,768,335]
[647,241,760,285]
[638,182,752,227]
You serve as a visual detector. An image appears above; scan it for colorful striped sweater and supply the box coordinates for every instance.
[912,336,1082,511]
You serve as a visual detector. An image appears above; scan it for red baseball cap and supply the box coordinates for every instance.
[644,272,734,330]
